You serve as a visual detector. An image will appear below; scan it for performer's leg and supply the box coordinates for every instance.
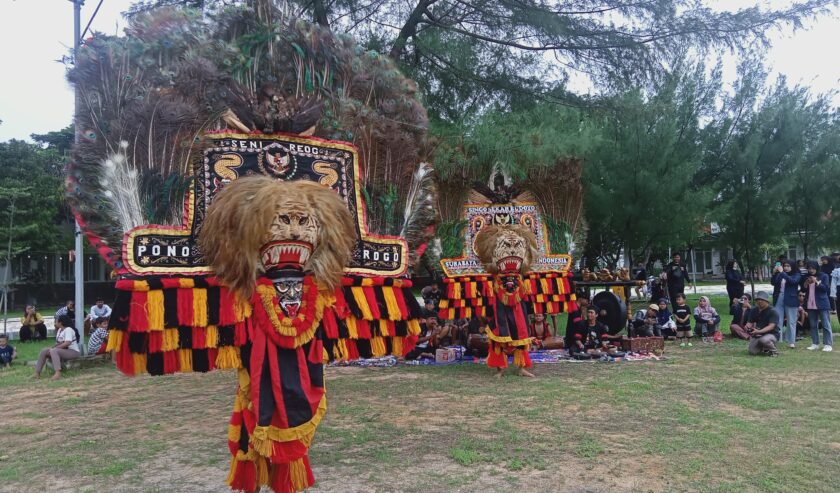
[513,348,534,378]
[486,341,508,371]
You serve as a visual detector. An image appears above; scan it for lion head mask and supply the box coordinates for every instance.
[198,176,357,299]
[473,225,539,276]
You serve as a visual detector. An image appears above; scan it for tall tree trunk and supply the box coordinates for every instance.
[312,0,330,28]
[389,0,436,59]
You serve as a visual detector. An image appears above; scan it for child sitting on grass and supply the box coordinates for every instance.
[87,316,110,355]
[0,334,16,368]
[694,296,721,343]
[674,293,693,347]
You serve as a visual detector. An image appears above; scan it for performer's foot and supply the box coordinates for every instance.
[495,369,504,379]
[517,368,535,378]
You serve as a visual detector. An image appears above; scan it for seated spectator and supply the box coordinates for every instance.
[694,296,721,343]
[0,334,16,368]
[421,301,438,320]
[565,295,589,344]
[55,300,76,321]
[420,283,442,309]
[530,313,551,341]
[34,315,82,380]
[655,298,677,339]
[19,305,47,342]
[87,298,112,322]
[570,306,620,357]
[747,291,780,357]
[467,316,486,335]
[405,317,440,360]
[729,294,754,340]
[87,317,110,355]
[632,304,661,337]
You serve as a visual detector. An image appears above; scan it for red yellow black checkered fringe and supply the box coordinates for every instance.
[105,275,423,493]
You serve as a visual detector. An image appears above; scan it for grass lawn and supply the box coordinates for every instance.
[1,297,839,493]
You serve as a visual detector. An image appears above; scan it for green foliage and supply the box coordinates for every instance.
[0,138,69,261]
[437,220,467,259]
[702,58,840,271]
[582,61,718,267]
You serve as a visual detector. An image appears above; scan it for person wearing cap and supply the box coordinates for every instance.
[631,303,661,337]
[747,291,780,357]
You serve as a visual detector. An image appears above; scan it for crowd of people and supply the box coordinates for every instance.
[726,253,840,356]
[2,298,112,378]
[410,252,839,362]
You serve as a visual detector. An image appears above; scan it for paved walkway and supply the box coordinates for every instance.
[1,316,56,340]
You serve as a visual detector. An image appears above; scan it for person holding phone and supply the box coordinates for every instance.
[771,259,800,348]
[803,261,832,352]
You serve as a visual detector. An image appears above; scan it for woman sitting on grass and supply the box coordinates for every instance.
[33,315,81,380]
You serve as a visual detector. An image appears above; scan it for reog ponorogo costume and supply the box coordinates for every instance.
[437,177,577,374]
[66,5,436,492]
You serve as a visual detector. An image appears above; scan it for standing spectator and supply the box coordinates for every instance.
[55,300,76,321]
[693,296,721,343]
[724,259,746,302]
[803,261,832,352]
[632,262,647,299]
[771,260,800,348]
[665,253,691,309]
[729,294,753,340]
[820,256,836,314]
[648,273,666,304]
[674,293,693,347]
[34,315,81,380]
[87,317,110,355]
[0,334,16,368]
[420,283,442,309]
[747,291,780,357]
[831,255,840,326]
[19,305,47,342]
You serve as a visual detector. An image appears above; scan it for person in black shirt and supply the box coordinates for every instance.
[0,334,16,368]
[565,295,589,349]
[570,306,620,357]
[747,291,779,356]
[665,253,692,309]
[673,293,693,347]
[729,294,754,340]
[420,283,442,309]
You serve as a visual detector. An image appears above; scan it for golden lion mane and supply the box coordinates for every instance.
[473,224,539,274]
[198,176,357,299]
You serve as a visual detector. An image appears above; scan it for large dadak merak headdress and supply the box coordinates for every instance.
[66,4,434,493]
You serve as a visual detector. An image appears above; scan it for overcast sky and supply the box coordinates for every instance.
[1,0,838,142]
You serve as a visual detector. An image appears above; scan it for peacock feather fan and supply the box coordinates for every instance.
[67,1,431,269]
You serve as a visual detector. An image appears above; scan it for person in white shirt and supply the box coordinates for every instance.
[34,315,81,380]
[87,298,112,321]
